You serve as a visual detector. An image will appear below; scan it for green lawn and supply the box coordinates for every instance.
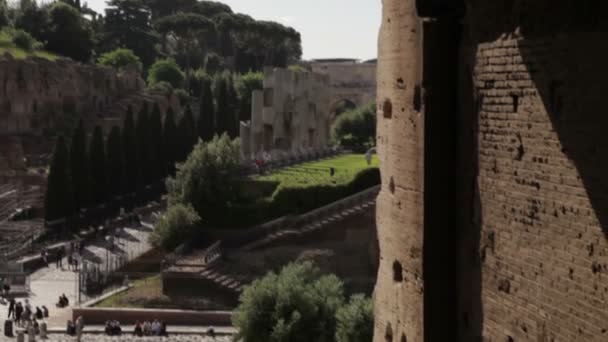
[257,154,379,187]
[0,30,58,60]
[94,274,227,310]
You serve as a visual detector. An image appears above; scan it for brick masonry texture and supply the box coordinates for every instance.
[374,0,608,341]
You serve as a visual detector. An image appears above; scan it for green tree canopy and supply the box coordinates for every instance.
[149,103,165,180]
[177,105,198,161]
[98,48,143,73]
[88,126,107,205]
[14,0,49,43]
[147,58,185,89]
[235,71,263,121]
[166,134,240,220]
[45,136,74,222]
[331,102,377,152]
[46,2,93,62]
[149,203,201,251]
[0,0,9,28]
[335,295,374,342]
[232,261,345,342]
[103,0,159,67]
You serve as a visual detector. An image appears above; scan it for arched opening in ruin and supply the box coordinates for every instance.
[329,98,357,122]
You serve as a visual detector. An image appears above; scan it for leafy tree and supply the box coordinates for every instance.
[103,0,159,68]
[0,0,10,28]
[191,1,233,18]
[203,52,225,75]
[70,120,88,210]
[98,48,143,73]
[197,77,215,141]
[144,0,196,20]
[177,105,198,161]
[45,136,74,222]
[162,106,178,176]
[122,106,138,194]
[213,73,229,136]
[46,2,93,62]
[11,29,42,51]
[166,134,241,219]
[149,103,164,180]
[88,126,107,205]
[147,58,185,89]
[155,13,214,91]
[235,71,263,121]
[331,102,377,152]
[149,203,201,251]
[232,261,345,342]
[136,102,151,187]
[106,126,124,198]
[335,295,374,342]
[14,0,49,42]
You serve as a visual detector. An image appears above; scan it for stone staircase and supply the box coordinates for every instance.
[178,186,380,296]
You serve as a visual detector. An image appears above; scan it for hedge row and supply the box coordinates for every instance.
[204,167,380,229]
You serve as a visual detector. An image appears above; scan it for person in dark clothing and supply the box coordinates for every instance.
[8,298,15,319]
[15,302,23,326]
[56,249,63,268]
[35,307,43,320]
[42,306,49,318]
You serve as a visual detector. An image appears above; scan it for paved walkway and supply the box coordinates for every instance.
[0,224,154,331]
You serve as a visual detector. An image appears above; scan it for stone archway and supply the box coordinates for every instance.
[329,97,359,123]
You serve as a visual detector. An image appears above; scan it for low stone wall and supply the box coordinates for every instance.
[71,308,232,326]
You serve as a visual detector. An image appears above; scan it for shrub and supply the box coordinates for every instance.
[147,58,185,89]
[149,203,202,251]
[98,48,143,73]
[233,261,345,342]
[174,88,190,106]
[148,81,173,95]
[332,102,376,152]
[11,29,42,51]
[335,294,374,342]
[166,134,241,224]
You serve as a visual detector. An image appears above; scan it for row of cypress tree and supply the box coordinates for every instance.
[44,98,225,222]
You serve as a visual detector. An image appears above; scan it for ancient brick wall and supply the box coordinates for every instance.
[375,0,608,341]
[458,3,608,341]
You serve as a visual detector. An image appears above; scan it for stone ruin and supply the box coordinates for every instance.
[0,54,180,184]
[240,67,331,161]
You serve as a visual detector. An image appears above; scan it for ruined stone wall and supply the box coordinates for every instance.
[311,60,377,113]
[373,1,424,341]
[0,55,144,136]
[242,67,331,158]
[374,0,608,341]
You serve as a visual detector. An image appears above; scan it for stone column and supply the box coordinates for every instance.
[373,0,424,342]
[251,90,264,155]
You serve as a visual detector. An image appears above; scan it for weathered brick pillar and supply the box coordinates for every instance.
[373,0,424,341]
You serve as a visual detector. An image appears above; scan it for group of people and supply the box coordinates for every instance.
[54,241,84,271]
[104,320,122,336]
[66,316,84,339]
[133,319,167,337]
[56,293,69,308]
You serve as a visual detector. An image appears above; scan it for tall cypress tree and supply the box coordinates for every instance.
[136,102,150,188]
[123,106,137,194]
[225,74,239,139]
[106,126,124,198]
[198,78,215,141]
[162,107,178,176]
[214,74,229,136]
[178,105,197,161]
[45,136,74,222]
[89,126,107,205]
[70,120,88,210]
[149,103,164,181]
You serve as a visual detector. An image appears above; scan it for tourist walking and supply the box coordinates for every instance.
[15,302,23,326]
[7,298,15,319]
[55,248,63,269]
[41,249,48,266]
[75,316,84,342]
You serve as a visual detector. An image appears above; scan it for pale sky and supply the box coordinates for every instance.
[82,0,381,61]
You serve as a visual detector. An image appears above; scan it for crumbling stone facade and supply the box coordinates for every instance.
[240,67,331,159]
[375,1,608,341]
[310,59,377,119]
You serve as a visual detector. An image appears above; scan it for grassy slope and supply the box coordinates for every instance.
[0,30,57,60]
[257,154,379,188]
